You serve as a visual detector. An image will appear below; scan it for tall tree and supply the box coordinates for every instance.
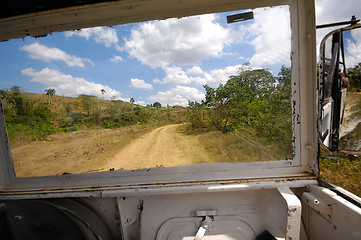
[79,94,97,116]
[45,88,56,104]
[130,97,135,104]
[277,65,291,87]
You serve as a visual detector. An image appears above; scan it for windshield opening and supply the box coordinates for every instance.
[0,5,293,177]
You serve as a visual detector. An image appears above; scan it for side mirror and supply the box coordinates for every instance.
[318,20,361,154]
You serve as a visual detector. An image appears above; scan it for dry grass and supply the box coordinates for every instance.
[11,124,155,176]
[319,158,361,196]
[185,128,293,163]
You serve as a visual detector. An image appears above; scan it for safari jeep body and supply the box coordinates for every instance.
[0,0,360,239]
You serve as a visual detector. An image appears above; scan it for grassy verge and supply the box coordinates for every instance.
[11,123,159,176]
[183,125,293,163]
[319,158,361,197]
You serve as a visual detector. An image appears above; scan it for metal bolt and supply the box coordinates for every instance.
[202,222,209,229]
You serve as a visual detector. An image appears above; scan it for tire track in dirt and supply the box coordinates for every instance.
[105,124,212,170]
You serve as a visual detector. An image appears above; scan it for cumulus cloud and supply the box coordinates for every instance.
[135,100,146,106]
[243,6,291,67]
[155,66,192,85]
[65,27,118,47]
[124,14,235,68]
[316,0,355,24]
[155,64,251,87]
[129,78,153,89]
[346,29,361,68]
[111,55,125,63]
[21,42,94,67]
[21,68,122,100]
[315,0,361,62]
[316,0,360,41]
[186,66,204,75]
[150,85,205,107]
[202,64,252,86]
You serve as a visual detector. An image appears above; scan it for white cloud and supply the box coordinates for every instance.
[21,68,122,100]
[129,78,153,89]
[155,64,251,87]
[315,0,361,62]
[65,27,118,47]
[186,66,204,75]
[346,29,361,68]
[316,0,360,38]
[316,0,351,24]
[21,42,94,67]
[149,85,205,107]
[156,66,192,85]
[124,14,235,68]
[202,64,250,86]
[243,6,291,67]
[111,55,125,63]
[135,100,146,106]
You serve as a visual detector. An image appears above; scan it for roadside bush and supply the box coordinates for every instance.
[186,66,292,147]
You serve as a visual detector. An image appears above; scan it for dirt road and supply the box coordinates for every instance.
[105,124,212,170]
[11,124,212,176]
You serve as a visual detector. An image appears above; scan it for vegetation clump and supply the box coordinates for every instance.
[186,66,293,156]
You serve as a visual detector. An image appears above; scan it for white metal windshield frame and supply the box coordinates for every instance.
[0,0,317,194]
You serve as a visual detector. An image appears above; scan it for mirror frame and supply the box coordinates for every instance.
[318,22,361,155]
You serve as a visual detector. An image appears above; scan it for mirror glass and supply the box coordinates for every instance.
[319,27,361,152]
[0,5,294,177]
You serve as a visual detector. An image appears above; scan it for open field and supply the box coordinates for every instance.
[11,123,291,177]
[11,124,154,176]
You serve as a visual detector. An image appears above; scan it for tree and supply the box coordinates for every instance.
[188,67,291,142]
[79,94,97,116]
[10,86,21,94]
[45,88,56,104]
[6,90,33,116]
[100,89,106,99]
[130,97,135,104]
[201,69,277,130]
[347,62,361,89]
[0,89,7,100]
[153,102,162,108]
[277,65,291,87]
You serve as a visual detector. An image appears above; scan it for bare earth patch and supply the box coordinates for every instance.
[104,124,212,170]
[11,125,152,176]
[11,124,212,177]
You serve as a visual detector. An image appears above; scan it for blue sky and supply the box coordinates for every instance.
[0,0,360,107]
